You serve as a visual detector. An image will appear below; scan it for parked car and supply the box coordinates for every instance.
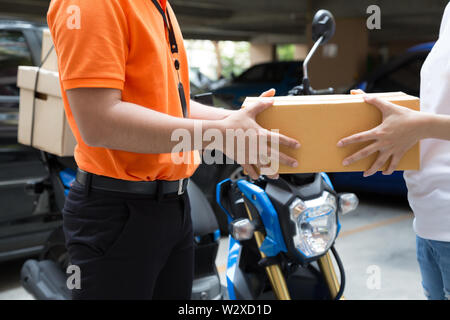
[212,61,302,108]
[190,82,233,111]
[189,67,230,93]
[0,20,61,262]
[330,42,434,196]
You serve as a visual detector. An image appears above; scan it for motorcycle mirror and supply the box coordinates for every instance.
[299,9,336,95]
[312,9,336,45]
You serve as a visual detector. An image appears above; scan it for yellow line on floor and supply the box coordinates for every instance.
[339,213,413,238]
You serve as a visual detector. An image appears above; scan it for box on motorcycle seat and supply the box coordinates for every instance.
[243,92,420,174]
[16,66,76,156]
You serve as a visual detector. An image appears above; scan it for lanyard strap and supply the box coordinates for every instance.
[150,0,178,54]
[150,0,187,118]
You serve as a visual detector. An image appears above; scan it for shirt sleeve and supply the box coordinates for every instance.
[47,0,129,91]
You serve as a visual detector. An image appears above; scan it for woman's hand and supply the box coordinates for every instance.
[337,90,423,177]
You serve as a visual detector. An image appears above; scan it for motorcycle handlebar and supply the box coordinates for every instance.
[310,87,334,95]
[290,78,335,96]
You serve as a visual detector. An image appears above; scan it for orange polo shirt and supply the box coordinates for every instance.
[47,0,199,181]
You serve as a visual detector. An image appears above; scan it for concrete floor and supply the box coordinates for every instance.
[0,195,424,300]
[334,195,424,300]
[0,258,33,300]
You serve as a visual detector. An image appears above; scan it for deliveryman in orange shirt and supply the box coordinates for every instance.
[47,0,300,299]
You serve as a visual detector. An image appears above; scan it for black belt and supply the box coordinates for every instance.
[75,169,188,196]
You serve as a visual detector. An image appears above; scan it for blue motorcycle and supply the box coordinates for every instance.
[216,10,358,300]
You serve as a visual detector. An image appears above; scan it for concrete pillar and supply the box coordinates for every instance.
[250,43,275,66]
[307,18,368,92]
[294,44,309,60]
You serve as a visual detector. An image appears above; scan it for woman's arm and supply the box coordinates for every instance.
[420,113,450,140]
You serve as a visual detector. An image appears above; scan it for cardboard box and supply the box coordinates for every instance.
[17,66,76,156]
[41,29,58,72]
[243,92,420,173]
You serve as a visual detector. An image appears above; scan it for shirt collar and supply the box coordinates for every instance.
[159,0,167,11]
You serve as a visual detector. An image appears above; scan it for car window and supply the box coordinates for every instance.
[0,30,33,106]
[235,63,300,84]
[265,64,288,82]
[235,65,267,83]
[371,55,426,97]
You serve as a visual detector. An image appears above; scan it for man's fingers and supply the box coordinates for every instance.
[280,152,298,168]
[271,149,298,168]
[254,152,279,178]
[256,149,297,179]
[247,99,274,118]
[256,147,298,168]
[337,129,377,147]
[266,130,301,150]
[242,164,259,180]
[252,146,297,179]
[351,89,365,95]
[260,88,276,98]
[246,88,276,117]
[257,162,279,179]
[342,143,378,166]
[264,171,280,179]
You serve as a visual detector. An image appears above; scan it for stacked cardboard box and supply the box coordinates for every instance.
[17,29,76,157]
[243,92,420,173]
[41,29,58,72]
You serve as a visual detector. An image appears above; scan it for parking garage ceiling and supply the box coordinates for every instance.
[0,0,448,44]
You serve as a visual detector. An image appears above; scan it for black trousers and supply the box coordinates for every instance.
[62,179,194,300]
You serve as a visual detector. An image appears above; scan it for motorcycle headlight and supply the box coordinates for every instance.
[289,192,338,258]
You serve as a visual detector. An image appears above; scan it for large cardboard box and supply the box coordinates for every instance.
[17,66,76,156]
[41,29,58,72]
[243,92,420,173]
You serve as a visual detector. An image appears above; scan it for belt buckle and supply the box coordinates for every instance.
[178,178,184,195]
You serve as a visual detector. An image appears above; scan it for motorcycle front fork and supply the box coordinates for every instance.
[317,253,343,299]
[253,229,291,300]
[244,202,342,300]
